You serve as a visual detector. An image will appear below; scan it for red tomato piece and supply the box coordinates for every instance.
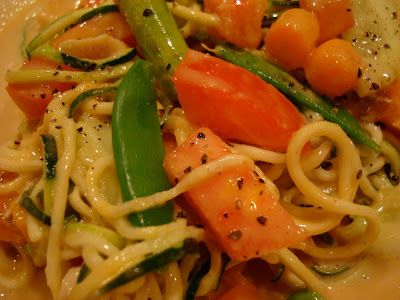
[203,0,267,49]
[172,49,308,152]
[6,56,78,120]
[164,128,310,261]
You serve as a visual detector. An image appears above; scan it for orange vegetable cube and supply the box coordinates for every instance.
[299,0,355,43]
[264,8,320,70]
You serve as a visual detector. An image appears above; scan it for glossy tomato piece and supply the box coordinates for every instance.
[204,0,267,48]
[164,128,310,261]
[172,49,308,152]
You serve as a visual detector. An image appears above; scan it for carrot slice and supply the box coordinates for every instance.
[164,128,310,261]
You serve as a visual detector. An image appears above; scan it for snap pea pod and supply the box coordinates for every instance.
[117,0,188,102]
[214,45,380,152]
[112,59,173,227]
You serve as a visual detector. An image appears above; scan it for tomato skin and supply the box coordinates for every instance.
[172,49,308,152]
[204,0,267,49]
[6,56,78,120]
[164,128,310,261]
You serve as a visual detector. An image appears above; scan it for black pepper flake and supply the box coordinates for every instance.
[371,82,380,90]
[356,169,362,179]
[177,210,188,218]
[55,126,62,129]
[201,154,208,164]
[197,132,206,139]
[39,157,44,161]
[358,68,362,78]
[166,63,171,71]
[40,93,46,99]
[223,212,228,218]
[237,178,244,189]
[77,127,83,133]
[228,230,242,241]
[143,8,154,16]
[175,178,179,184]
[257,215,267,225]
[57,65,62,71]
[53,71,59,76]
[258,178,265,183]
[320,161,332,170]
[383,44,390,49]
[384,164,399,182]
[184,166,192,173]
[259,190,263,195]
[14,141,20,145]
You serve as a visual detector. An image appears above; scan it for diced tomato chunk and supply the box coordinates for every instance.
[6,56,78,120]
[203,0,267,48]
[172,49,308,152]
[164,128,310,261]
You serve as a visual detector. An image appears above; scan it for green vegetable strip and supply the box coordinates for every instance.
[185,260,211,300]
[5,61,133,84]
[21,196,51,225]
[98,239,196,293]
[25,2,118,58]
[215,45,380,152]
[118,0,188,102]
[41,134,57,214]
[69,86,118,117]
[112,59,173,227]
[31,44,136,72]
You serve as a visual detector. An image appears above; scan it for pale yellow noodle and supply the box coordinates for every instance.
[45,117,76,299]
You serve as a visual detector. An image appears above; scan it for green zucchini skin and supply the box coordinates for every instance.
[98,239,197,293]
[26,3,119,59]
[311,264,349,276]
[214,44,380,152]
[20,196,51,226]
[41,134,57,214]
[118,0,188,102]
[41,134,57,180]
[69,86,117,117]
[112,59,173,227]
[32,45,136,72]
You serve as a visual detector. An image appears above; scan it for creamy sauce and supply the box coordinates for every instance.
[0,1,399,299]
